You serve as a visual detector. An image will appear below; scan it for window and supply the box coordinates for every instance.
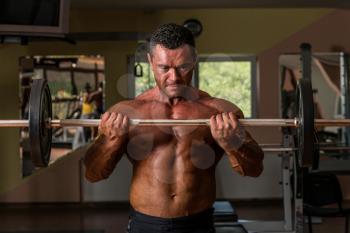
[128,55,257,118]
[194,55,257,118]
[133,62,156,97]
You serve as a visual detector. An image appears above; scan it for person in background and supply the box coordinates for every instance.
[88,82,104,118]
[81,82,95,141]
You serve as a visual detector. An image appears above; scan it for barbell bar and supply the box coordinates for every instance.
[261,146,350,152]
[0,119,296,127]
[0,119,302,127]
[3,118,350,128]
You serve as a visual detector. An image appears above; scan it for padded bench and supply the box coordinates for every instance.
[213,201,248,233]
[213,201,238,222]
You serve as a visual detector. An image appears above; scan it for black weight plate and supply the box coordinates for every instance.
[300,43,312,81]
[29,79,52,167]
[296,79,314,167]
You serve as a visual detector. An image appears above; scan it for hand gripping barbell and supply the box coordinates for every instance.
[2,78,350,168]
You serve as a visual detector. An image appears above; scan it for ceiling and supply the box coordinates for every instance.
[71,0,350,10]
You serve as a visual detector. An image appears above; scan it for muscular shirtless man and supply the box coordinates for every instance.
[84,23,264,233]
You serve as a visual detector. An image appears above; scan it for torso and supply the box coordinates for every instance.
[117,88,226,217]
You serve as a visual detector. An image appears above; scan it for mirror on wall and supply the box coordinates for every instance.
[19,55,105,177]
[279,52,350,168]
[280,53,343,119]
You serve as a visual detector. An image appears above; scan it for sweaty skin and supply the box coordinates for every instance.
[84,44,264,218]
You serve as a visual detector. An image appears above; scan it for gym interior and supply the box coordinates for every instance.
[0,1,350,233]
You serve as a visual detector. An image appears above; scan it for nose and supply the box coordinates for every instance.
[168,67,181,82]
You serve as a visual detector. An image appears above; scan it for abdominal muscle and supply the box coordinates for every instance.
[126,94,222,217]
[128,137,219,218]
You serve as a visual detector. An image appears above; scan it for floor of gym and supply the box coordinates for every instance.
[0,201,348,233]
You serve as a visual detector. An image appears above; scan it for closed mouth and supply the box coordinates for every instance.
[167,84,179,88]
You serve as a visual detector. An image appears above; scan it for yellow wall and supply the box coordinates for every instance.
[0,8,332,194]
[70,8,332,53]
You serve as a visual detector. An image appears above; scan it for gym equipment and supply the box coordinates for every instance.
[0,43,348,169]
[1,78,350,167]
[213,201,238,222]
[28,79,52,167]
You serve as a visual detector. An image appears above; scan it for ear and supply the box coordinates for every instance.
[147,53,152,65]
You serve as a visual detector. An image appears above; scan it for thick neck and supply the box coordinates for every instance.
[156,86,199,106]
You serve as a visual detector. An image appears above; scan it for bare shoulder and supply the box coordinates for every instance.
[197,89,211,98]
[106,89,155,115]
[135,87,157,101]
[202,96,244,118]
[107,100,136,113]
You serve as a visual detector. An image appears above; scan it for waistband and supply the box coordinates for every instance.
[129,207,214,226]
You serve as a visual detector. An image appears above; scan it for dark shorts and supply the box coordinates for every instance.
[127,207,216,233]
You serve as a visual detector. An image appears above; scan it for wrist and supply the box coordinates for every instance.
[219,135,245,152]
[98,134,126,148]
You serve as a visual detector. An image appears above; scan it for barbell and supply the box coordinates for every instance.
[0,44,347,168]
[0,77,349,168]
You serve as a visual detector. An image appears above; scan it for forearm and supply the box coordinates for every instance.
[84,135,126,182]
[224,137,264,177]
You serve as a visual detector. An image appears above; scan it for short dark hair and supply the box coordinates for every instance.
[84,82,92,91]
[149,23,195,54]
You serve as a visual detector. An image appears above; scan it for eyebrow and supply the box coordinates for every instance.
[156,62,194,68]
[157,64,169,68]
